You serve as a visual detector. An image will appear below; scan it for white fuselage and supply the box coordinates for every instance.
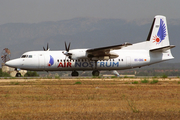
[6,48,172,71]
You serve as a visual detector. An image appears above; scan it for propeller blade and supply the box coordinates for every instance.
[65,42,68,51]
[67,53,72,55]
[47,43,49,50]
[67,42,71,52]
[43,43,50,51]
[65,42,71,52]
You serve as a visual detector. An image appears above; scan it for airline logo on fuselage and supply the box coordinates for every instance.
[153,19,166,44]
[57,61,119,68]
[58,62,72,67]
[48,55,54,66]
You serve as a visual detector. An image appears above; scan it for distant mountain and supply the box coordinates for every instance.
[0,17,179,64]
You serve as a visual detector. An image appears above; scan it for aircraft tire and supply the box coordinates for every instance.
[16,73,21,77]
[92,70,99,76]
[71,71,79,76]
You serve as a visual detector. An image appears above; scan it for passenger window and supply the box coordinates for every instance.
[29,55,32,58]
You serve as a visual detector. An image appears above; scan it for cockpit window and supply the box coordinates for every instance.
[21,55,27,58]
[21,55,32,58]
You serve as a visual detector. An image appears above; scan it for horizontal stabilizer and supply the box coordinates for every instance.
[150,45,175,52]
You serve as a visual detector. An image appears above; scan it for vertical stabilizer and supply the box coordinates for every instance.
[146,15,170,49]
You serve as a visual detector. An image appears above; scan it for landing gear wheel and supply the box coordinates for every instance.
[92,70,100,76]
[16,73,21,77]
[71,71,79,76]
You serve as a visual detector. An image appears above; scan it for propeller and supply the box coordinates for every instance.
[43,43,50,51]
[62,42,72,59]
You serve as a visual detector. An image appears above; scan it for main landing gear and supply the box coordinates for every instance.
[71,71,79,76]
[71,70,100,76]
[71,61,100,77]
[92,60,100,76]
[92,70,100,76]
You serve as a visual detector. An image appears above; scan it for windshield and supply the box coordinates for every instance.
[21,55,33,58]
[21,55,27,58]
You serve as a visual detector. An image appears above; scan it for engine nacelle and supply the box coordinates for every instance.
[69,49,88,60]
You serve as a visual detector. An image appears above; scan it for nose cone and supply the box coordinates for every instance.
[5,59,22,68]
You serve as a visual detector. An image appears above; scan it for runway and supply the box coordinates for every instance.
[0,77,179,82]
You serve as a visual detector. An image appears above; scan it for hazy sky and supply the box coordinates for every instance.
[0,0,179,25]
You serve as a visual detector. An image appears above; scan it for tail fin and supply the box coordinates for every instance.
[147,15,175,61]
[146,15,171,49]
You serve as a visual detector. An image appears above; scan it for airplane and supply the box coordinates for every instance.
[5,15,175,77]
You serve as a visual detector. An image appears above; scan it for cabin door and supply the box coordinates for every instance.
[126,56,131,67]
[38,54,45,69]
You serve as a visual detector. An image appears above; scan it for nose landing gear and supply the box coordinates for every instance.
[16,72,21,77]
[15,68,22,77]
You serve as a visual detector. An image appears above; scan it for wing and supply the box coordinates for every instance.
[86,42,132,59]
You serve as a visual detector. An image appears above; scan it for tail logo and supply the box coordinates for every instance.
[48,55,54,66]
[153,19,166,44]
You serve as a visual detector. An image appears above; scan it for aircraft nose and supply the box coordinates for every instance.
[5,59,22,68]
